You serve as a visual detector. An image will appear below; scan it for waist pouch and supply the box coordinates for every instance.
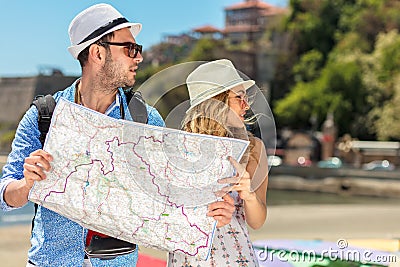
[84,235,137,260]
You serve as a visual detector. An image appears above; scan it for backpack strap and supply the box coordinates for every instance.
[31,94,56,146]
[123,88,148,124]
[30,94,56,234]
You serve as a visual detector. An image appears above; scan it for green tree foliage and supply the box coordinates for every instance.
[287,0,354,59]
[362,30,400,140]
[188,38,224,61]
[292,49,323,82]
[274,0,400,139]
[135,63,168,86]
[275,60,364,136]
[0,122,16,153]
[137,38,223,88]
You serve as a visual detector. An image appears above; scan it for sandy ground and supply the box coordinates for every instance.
[2,203,400,267]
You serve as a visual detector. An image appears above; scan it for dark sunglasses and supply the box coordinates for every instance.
[98,42,143,58]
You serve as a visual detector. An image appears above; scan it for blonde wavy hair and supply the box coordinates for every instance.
[182,91,232,137]
[182,90,255,164]
[182,90,252,139]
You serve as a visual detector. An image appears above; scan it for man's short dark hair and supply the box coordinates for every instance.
[77,32,115,68]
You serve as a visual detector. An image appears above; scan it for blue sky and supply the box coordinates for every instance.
[0,0,287,77]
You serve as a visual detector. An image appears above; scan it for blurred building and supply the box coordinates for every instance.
[161,33,195,46]
[223,0,288,45]
[337,139,400,168]
[191,25,222,40]
[321,113,337,160]
[281,131,321,166]
[162,0,288,45]
[158,0,289,98]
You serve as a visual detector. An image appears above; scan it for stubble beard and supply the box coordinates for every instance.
[99,52,135,93]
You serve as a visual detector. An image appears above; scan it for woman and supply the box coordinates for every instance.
[168,59,269,266]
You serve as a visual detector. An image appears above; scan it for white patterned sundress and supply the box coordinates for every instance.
[168,191,259,267]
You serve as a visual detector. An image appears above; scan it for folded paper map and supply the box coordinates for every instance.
[29,97,249,260]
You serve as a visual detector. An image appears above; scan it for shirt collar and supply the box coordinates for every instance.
[104,91,122,116]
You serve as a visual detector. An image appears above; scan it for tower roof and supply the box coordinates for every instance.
[192,25,221,33]
[225,0,288,15]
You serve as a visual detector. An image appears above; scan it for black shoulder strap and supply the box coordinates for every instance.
[30,94,56,233]
[31,94,56,147]
[123,88,148,124]
[31,91,148,144]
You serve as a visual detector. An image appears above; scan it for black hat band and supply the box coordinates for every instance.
[78,17,128,44]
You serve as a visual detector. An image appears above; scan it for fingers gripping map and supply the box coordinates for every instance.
[28,98,249,260]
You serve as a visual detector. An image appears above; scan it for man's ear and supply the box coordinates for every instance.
[88,44,105,64]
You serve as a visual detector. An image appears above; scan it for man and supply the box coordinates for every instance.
[0,4,165,267]
[1,3,236,266]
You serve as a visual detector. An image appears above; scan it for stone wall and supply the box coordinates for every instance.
[0,75,77,125]
[0,75,77,153]
[0,77,37,123]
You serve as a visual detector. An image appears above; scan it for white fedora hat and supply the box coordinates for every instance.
[186,59,255,113]
[68,3,142,59]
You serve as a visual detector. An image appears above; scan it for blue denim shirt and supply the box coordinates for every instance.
[0,79,165,266]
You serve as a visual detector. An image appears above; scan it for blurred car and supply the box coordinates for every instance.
[297,156,312,167]
[317,157,343,168]
[267,155,282,167]
[362,160,395,171]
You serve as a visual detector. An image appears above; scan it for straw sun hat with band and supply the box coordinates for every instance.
[185,59,255,113]
[68,3,142,59]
